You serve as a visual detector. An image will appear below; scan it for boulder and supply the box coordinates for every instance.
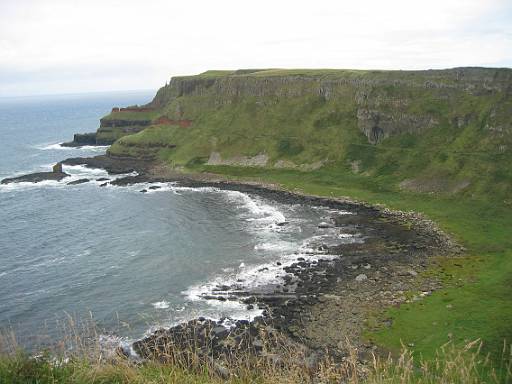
[355,274,368,282]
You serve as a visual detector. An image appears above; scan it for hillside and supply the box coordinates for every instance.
[75,68,512,366]
[95,67,512,200]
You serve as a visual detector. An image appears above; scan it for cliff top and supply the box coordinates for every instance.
[175,67,512,80]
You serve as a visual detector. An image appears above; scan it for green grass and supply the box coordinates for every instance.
[102,110,160,122]
[113,67,512,199]
[183,165,512,362]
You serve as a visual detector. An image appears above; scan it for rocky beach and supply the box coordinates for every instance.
[1,154,461,364]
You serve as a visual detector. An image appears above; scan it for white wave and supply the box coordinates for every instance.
[128,185,288,236]
[35,143,66,150]
[63,164,110,177]
[224,190,286,225]
[0,165,138,192]
[35,143,109,152]
[99,334,141,360]
[254,240,296,252]
[152,301,170,309]
[0,179,65,193]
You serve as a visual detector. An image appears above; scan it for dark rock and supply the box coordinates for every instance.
[61,132,97,147]
[252,339,264,350]
[212,326,228,337]
[1,171,69,184]
[96,178,109,182]
[213,362,230,379]
[61,155,150,175]
[140,189,147,193]
[148,185,161,190]
[67,178,89,185]
[99,182,108,187]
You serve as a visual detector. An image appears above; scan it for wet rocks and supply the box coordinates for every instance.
[61,132,97,147]
[61,155,150,175]
[67,178,89,185]
[132,318,280,361]
[1,164,69,184]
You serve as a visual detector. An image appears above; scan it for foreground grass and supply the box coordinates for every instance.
[1,339,510,383]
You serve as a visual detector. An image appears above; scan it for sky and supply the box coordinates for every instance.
[0,0,511,97]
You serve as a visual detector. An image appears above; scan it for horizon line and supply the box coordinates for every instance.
[0,88,157,100]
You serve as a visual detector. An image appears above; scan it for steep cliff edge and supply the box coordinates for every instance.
[95,68,511,197]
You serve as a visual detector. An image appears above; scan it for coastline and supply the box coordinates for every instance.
[1,154,461,363]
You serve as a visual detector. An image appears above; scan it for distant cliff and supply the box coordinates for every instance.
[92,67,512,197]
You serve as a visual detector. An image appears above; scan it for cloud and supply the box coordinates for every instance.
[0,0,510,96]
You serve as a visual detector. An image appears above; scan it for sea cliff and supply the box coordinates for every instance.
[74,67,512,198]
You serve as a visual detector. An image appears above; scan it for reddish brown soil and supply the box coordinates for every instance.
[153,116,192,127]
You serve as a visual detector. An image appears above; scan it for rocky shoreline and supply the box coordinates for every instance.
[2,155,461,365]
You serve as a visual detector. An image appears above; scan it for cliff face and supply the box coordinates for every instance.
[147,68,512,144]
[94,108,158,144]
[98,67,511,197]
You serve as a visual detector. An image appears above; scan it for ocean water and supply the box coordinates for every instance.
[0,92,354,350]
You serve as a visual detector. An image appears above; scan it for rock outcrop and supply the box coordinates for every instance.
[61,132,97,147]
[1,163,69,184]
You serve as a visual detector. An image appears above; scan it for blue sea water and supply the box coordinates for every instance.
[0,92,351,350]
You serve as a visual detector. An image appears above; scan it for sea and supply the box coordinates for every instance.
[0,91,355,351]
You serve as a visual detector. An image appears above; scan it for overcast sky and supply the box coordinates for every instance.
[1,0,511,96]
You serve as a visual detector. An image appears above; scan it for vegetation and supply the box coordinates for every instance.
[102,110,160,122]
[106,68,512,365]
[1,328,510,383]
[110,68,512,199]
[6,68,512,382]
[189,165,512,362]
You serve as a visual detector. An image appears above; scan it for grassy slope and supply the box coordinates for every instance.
[186,165,512,362]
[100,69,512,365]
[109,69,512,198]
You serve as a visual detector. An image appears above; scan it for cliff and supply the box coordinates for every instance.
[94,67,511,197]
